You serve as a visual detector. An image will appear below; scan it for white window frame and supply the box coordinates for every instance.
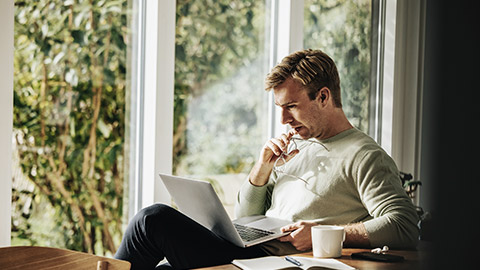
[142,0,176,207]
[378,0,425,205]
[129,0,175,216]
[268,0,305,138]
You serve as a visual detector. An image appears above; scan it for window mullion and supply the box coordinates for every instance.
[130,0,175,217]
[269,0,305,138]
[142,0,175,208]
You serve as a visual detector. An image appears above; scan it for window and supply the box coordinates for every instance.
[304,0,372,133]
[168,0,377,217]
[173,0,271,217]
[12,0,132,256]
[170,0,375,217]
[6,0,423,250]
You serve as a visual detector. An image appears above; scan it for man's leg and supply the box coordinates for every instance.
[115,204,267,270]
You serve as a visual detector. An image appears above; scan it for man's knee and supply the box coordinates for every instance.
[131,203,175,232]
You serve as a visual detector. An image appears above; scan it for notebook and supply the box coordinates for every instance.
[159,173,292,247]
[232,256,356,270]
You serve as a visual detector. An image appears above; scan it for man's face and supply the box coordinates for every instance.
[273,78,325,139]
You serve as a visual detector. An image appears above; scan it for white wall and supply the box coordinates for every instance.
[0,0,14,247]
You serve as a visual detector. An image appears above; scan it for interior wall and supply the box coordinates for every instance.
[419,0,440,219]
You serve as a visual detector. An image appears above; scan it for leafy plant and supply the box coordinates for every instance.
[400,172,422,199]
[12,0,127,255]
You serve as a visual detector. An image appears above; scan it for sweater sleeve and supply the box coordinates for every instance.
[234,177,274,219]
[354,148,420,249]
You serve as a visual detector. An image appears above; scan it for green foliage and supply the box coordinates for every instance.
[304,0,372,132]
[173,0,268,175]
[12,0,127,255]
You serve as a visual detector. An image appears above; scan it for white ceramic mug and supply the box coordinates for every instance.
[311,225,345,258]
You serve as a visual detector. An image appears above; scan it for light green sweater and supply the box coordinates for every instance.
[235,128,419,254]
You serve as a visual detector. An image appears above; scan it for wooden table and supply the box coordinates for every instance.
[0,246,131,270]
[195,243,432,270]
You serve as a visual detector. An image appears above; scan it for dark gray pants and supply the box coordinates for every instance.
[114,204,267,269]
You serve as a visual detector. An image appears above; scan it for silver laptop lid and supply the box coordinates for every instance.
[158,173,244,246]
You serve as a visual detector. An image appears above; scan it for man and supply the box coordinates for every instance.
[235,49,419,254]
[115,49,419,269]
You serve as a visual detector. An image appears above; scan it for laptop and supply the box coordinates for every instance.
[159,173,292,247]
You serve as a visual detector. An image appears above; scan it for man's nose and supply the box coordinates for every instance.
[281,108,293,125]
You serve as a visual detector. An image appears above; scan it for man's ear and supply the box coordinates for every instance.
[316,87,330,105]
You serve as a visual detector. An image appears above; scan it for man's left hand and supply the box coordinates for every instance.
[278,221,318,251]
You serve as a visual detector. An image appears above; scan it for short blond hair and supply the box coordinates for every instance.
[265,49,342,107]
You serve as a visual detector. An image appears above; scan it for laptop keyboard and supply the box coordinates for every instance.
[234,223,275,242]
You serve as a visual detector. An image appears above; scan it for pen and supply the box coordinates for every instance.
[285,256,302,266]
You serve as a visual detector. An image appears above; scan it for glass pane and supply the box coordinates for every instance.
[174,0,270,217]
[304,0,372,133]
[12,0,132,256]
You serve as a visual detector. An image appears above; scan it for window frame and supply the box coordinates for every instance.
[382,0,426,205]
[268,0,305,138]
[130,0,175,215]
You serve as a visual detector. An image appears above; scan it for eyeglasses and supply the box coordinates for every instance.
[272,137,330,193]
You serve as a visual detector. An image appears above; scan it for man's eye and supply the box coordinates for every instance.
[287,105,296,109]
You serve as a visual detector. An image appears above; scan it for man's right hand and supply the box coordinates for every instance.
[248,129,299,186]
